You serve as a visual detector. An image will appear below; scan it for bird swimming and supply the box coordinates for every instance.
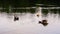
[14,15,19,21]
[38,20,48,26]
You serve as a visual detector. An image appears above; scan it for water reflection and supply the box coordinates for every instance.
[42,9,49,16]
[0,7,60,34]
[42,9,60,17]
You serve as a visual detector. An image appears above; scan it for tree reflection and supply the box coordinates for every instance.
[42,9,49,17]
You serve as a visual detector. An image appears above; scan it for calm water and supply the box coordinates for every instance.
[0,8,60,34]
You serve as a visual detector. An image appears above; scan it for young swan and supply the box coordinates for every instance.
[42,20,48,26]
[39,20,48,26]
[14,15,19,21]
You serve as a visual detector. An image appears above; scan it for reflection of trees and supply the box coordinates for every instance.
[41,9,60,16]
[0,0,36,7]
[12,8,35,13]
[58,9,60,14]
[42,9,49,16]
[0,0,60,13]
[0,0,60,7]
[50,9,58,14]
[0,0,36,13]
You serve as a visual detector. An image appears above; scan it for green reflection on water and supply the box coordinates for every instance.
[0,8,36,14]
[50,9,58,14]
[11,9,36,14]
[0,7,60,15]
[42,9,60,16]
[42,9,49,15]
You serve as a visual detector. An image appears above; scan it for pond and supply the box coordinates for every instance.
[0,7,60,34]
